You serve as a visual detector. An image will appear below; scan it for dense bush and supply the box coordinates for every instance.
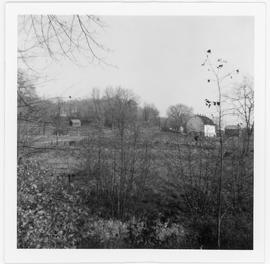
[18,160,87,248]
[17,160,190,248]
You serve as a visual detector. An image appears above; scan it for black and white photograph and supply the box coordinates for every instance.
[16,13,256,250]
[2,2,267,261]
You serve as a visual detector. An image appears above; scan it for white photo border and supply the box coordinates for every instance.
[4,1,267,263]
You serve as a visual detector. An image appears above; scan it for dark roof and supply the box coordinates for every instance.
[196,115,215,126]
[225,125,239,130]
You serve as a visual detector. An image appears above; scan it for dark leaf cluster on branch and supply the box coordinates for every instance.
[205,99,220,108]
[201,50,240,85]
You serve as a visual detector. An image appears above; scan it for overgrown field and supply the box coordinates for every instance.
[17,128,253,249]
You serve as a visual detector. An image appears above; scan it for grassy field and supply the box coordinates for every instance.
[17,126,253,249]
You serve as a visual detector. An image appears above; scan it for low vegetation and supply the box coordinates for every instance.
[18,126,253,249]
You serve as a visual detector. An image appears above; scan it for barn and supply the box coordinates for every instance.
[69,119,81,127]
[186,115,216,137]
[225,125,240,137]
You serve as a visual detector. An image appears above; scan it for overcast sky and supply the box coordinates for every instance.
[32,16,254,120]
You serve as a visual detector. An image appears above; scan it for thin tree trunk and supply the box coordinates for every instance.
[216,78,223,249]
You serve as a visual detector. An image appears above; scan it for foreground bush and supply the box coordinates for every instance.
[17,160,189,248]
[17,154,253,249]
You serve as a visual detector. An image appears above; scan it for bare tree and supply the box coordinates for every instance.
[202,49,240,248]
[226,76,254,153]
[138,103,160,126]
[18,15,108,70]
[166,104,193,131]
[103,87,138,134]
[91,88,105,127]
[17,70,42,145]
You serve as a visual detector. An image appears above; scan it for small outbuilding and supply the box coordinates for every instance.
[69,119,81,127]
[225,125,240,137]
[186,115,216,137]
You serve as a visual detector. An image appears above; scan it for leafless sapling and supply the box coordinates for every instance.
[202,49,240,248]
